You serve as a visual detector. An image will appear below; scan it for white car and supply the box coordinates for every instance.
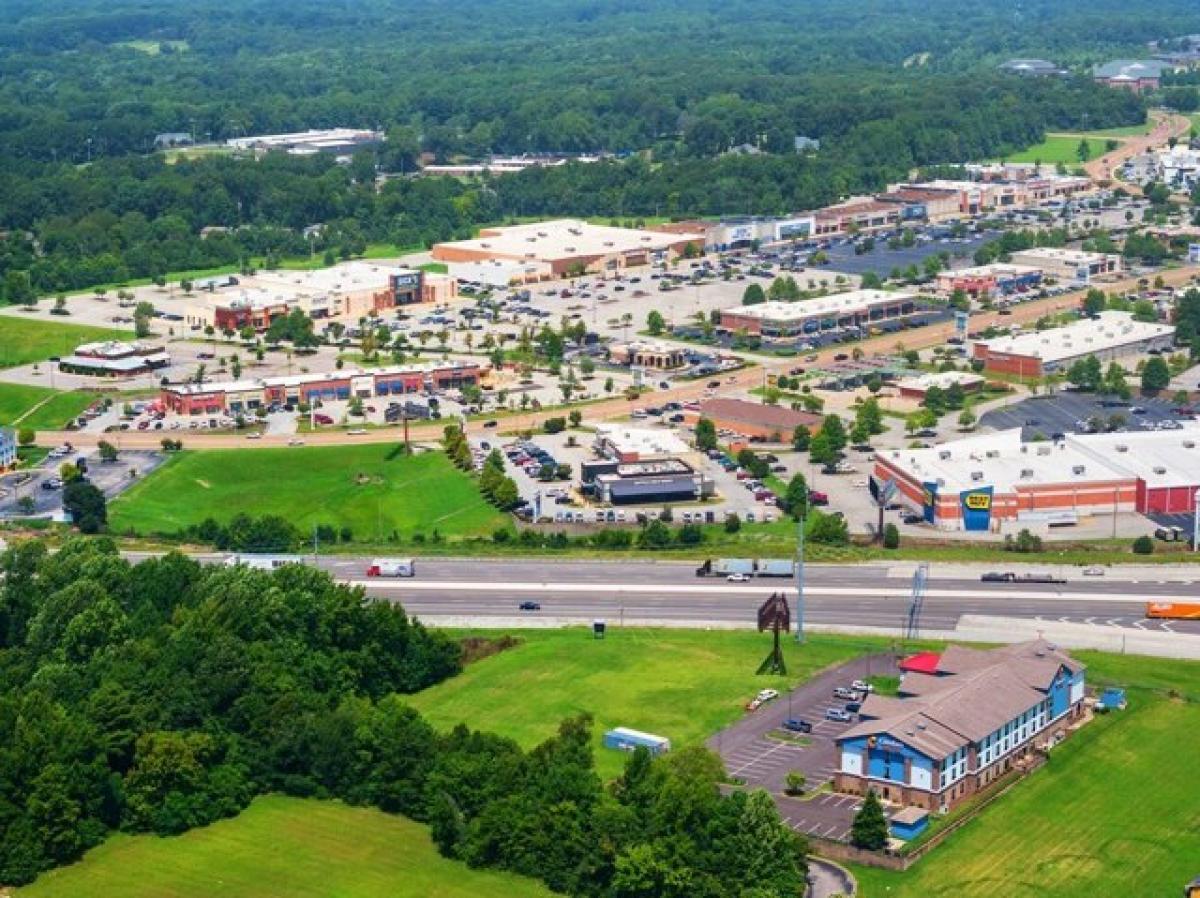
[727,572,751,582]
[851,679,874,693]
[756,688,779,703]
[287,438,305,446]
[1082,566,1105,577]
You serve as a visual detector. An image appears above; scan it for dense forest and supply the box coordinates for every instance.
[0,539,808,896]
[0,0,1195,298]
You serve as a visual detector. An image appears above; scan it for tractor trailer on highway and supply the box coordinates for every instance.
[1146,602,1200,620]
[695,558,796,578]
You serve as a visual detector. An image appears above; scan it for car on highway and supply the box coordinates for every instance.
[726,572,751,582]
[825,708,853,722]
[245,432,262,440]
[782,718,813,734]
[1082,566,1105,576]
[287,438,305,446]
[518,601,541,611]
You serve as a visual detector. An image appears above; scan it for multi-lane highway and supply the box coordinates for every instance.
[181,555,1200,635]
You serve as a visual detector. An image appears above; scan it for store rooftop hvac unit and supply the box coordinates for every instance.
[939,450,951,460]
[1020,468,1034,479]
[971,471,984,481]
[1154,466,1167,475]
[1072,465,1085,475]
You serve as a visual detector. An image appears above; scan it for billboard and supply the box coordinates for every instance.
[959,486,993,532]
[777,219,812,239]
[922,481,938,524]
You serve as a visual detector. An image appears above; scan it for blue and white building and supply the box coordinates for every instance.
[834,640,1086,811]
[0,427,16,472]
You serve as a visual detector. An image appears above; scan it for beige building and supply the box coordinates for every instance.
[431,219,705,277]
[608,340,687,369]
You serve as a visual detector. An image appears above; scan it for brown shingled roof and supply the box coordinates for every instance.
[699,398,823,431]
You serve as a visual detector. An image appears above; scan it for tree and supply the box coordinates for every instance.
[808,432,835,466]
[784,771,807,795]
[97,440,118,462]
[850,789,889,849]
[1082,289,1107,316]
[133,301,155,338]
[17,428,35,446]
[818,414,846,452]
[784,473,808,520]
[742,283,766,306]
[646,310,666,335]
[3,270,36,306]
[1141,355,1170,393]
[791,425,810,452]
[957,407,977,430]
[62,481,107,533]
[724,513,741,533]
[694,417,718,450]
[1077,138,1092,162]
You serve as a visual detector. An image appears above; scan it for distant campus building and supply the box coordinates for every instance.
[836,641,1086,811]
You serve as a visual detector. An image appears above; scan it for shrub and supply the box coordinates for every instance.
[882,523,900,549]
[1132,535,1155,555]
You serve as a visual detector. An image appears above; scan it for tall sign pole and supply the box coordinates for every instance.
[795,514,806,643]
[1193,488,1200,552]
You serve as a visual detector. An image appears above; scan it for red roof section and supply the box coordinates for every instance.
[899,651,942,674]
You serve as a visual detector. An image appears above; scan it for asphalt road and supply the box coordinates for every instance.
[162,555,1200,635]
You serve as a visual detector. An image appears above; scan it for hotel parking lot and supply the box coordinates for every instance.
[709,654,898,843]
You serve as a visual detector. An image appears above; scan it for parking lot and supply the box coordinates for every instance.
[0,447,164,518]
[708,653,899,843]
[981,392,1192,440]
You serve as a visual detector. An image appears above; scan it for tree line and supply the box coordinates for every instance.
[0,538,808,896]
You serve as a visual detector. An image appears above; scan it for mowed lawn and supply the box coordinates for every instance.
[17,795,555,898]
[407,629,886,780]
[1005,136,1109,164]
[854,651,1200,898]
[0,315,131,369]
[108,445,508,540]
[0,382,97,430]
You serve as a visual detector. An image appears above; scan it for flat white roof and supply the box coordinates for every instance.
[436,219,703,262]
[166,362,475,396]
[725,290,915,322]
[1068,425,1200,488]
[251,262,417,295]
[974,312,1174,364]
[1010,247,1120,265]
[895,371,985,391]
[594,424,690,457]
[881,429,1122,494]
[942,263,1042,278]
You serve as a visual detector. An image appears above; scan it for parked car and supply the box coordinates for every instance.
[833,686,857,700]
[756,689,779,703]
[782,718,813,734]
[851,679,874,693]
[825,708,853,722]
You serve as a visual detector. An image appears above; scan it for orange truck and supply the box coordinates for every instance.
[1145,602,1200,620]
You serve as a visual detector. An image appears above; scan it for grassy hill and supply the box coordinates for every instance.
[0,383,96,430]
[0,315,132,369]
[16,795,556,898]
[108,445,508,541]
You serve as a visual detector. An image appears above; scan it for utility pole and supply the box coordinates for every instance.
[794,514,806,643]
[1193,488,1200,552]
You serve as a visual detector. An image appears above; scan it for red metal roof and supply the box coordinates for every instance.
[899,651,942,674]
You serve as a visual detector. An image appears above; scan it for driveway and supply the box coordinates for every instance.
[709,653,898,841]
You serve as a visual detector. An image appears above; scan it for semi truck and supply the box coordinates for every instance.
[1145,602,1200,620]
[695,558,795,578]
[980,571,1067,584]
[367,558,416,578]
[223,554,306,570]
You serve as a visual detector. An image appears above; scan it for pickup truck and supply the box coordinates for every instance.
[980,572,1067,584]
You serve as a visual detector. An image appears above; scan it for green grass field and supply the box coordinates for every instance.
[407,629,893,780]
[1004,136,1108,165]
[108,445,509,540]
[853,651,1200,898]
[16,795,554,898]
[0,383,97,430]
[0,315,132,369]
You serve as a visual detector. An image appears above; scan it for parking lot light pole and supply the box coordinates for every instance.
[795,514,805,643]
[1193,488,1200,552]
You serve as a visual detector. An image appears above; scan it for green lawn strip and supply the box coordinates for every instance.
[16,795,554,898]
[0,316,132,368]
[407,628,900,781]
[0,383,97,430]
[1002,136,1107,165]
[852,652,1200,898]
[108,445,507,541]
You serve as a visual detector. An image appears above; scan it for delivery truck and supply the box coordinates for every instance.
[1145,602,1200,620]
[367,558,416,578]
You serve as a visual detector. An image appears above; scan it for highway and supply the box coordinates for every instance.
[175,555,1200,635]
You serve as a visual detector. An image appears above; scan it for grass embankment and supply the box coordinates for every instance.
[853,651,1200,898]
[0,383,97,430]
[0,316,132,369]
[108,445,508,541]
[16,795,555,898]
[1003,136,1109,165]
[408,629,898,780]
